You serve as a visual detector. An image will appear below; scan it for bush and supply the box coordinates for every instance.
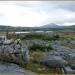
[52,35,60,40]
[29,44,53,52]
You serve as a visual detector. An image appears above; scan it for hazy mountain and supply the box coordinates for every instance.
[40,23,64,28]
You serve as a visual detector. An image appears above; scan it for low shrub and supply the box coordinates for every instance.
[29,44,53,52]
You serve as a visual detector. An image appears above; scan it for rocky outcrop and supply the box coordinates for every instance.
[0,39,30,66]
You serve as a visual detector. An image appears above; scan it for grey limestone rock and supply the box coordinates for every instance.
[0,39,30,66]
[0,62,34,74]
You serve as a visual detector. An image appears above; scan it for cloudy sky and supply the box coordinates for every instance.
[0,1,75,27]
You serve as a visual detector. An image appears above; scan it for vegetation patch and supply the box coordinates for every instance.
[15,33,60,41]
[28,44,53,52]
[30,52,46,59]
[64,44,75,49]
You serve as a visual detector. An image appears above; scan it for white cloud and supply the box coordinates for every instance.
[63,22,75,26]
[0,1,75,27]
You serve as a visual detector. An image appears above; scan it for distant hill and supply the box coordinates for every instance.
[40,23,64,28]
[64,25,75,31]
[0,25,40,31]
[0,24,75,31]
[0,25,11,30]
[68,25,75,28]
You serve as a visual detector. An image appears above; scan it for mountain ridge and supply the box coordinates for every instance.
[40,23,64,28]
[0,24,75,31]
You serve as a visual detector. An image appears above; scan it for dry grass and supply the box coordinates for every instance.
[64,44,75,48]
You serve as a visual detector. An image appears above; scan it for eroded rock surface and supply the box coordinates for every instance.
[0,62,34,74]
[0,39,29,65]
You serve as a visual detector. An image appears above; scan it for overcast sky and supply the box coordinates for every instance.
[0,1,75,27]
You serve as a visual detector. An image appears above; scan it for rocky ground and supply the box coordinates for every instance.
[0,32,75,74]
[21,38,75,74]
[32,40,75,74]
